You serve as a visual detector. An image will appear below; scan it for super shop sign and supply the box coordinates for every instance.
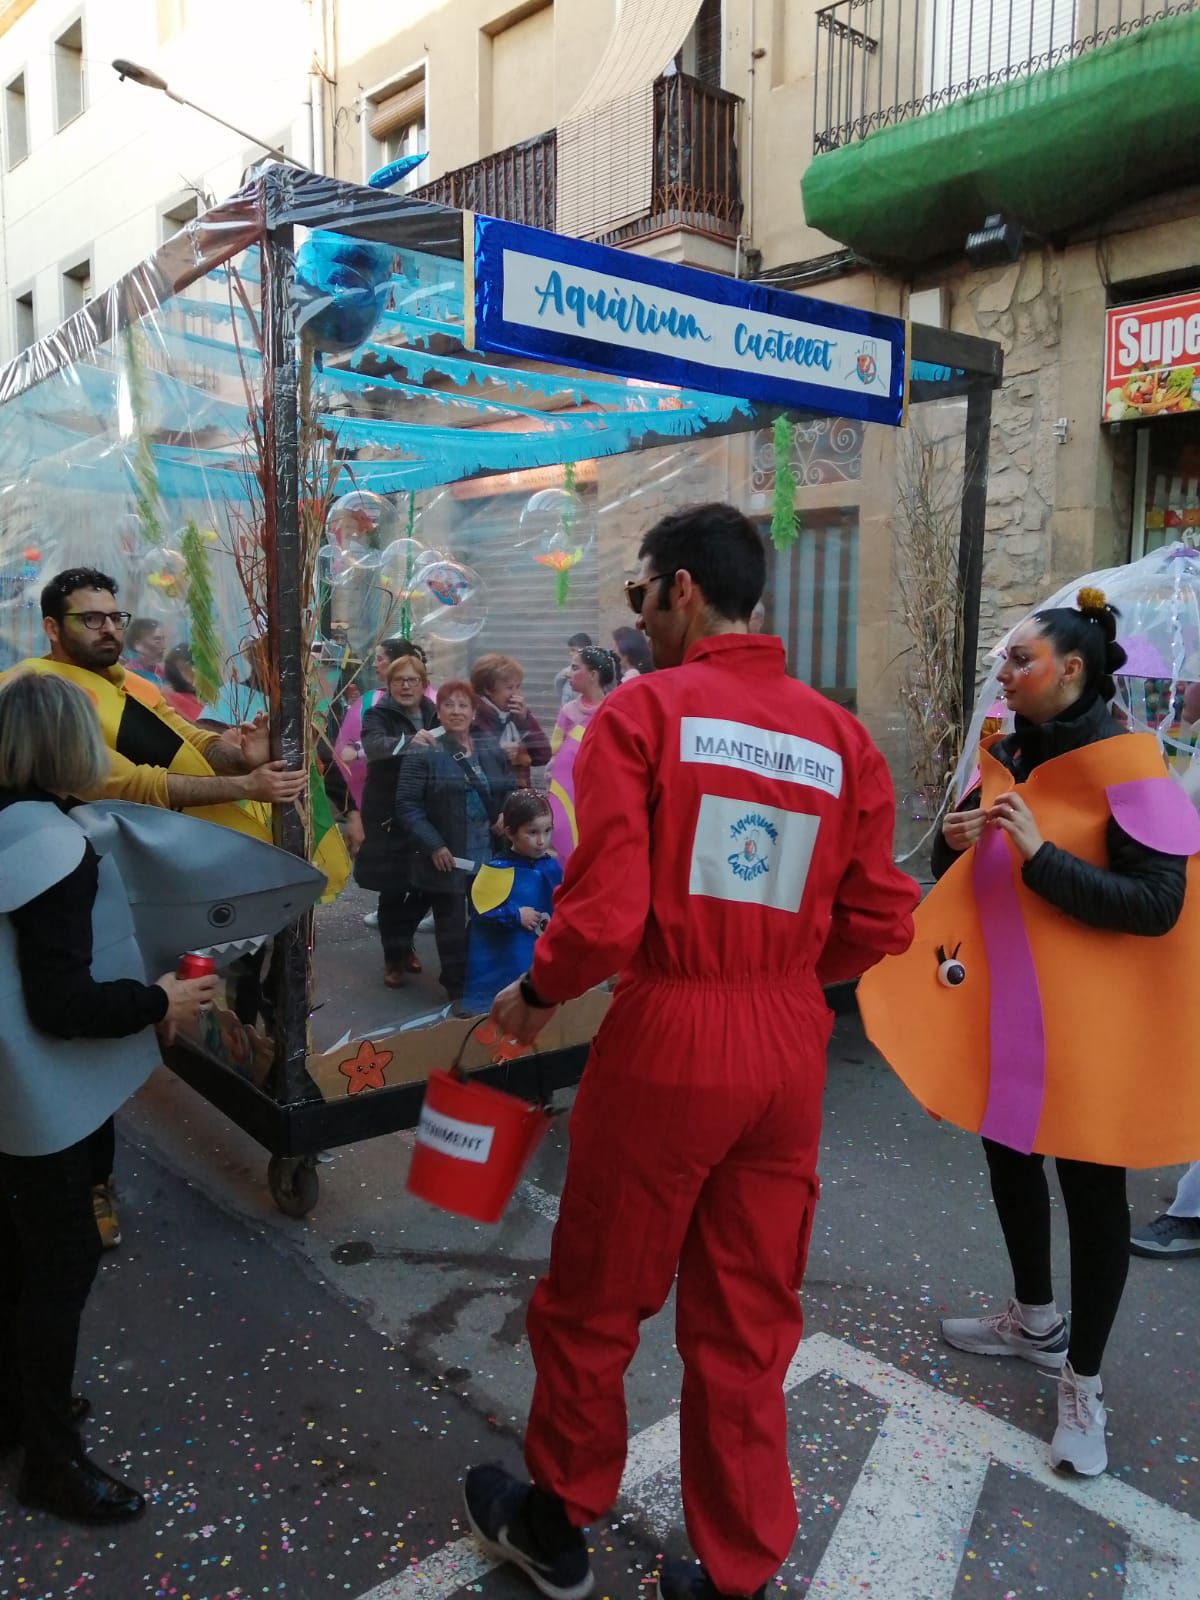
[1104,291,1200,421]
[470,216,906,426]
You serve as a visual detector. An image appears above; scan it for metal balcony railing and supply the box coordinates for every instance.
[411,128,558,231]
[411,73,742,245]
[813,0,1197,152]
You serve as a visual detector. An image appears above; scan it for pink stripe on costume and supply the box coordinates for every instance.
[972,826,1047,1154]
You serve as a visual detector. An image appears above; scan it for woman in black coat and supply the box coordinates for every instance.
[0,673,218,1525]
[395,678,513,1004]
[354,654,438,987]
[934,592,1187,1478]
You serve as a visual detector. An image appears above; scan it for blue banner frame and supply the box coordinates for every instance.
[471,216,906,427]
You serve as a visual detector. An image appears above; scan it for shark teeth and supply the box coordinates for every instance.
[191,935,269,961]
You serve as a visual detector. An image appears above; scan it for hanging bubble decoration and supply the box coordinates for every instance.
[325,489,393,552]
[520,469,590,607]
[414,559,487,644]
[292,232,394,359]
[133,545,189,615]
[376,538,434,600]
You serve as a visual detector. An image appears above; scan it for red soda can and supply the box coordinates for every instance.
[176,953,217,980]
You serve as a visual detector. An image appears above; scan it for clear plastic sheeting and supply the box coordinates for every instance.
[0,167,837,1071]
[954,543,1200,803]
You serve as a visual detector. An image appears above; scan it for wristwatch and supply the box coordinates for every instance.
[519,972,553,1009]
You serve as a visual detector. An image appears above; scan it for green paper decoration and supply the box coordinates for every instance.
[181,521,223,707]
[770,415,799,553]
[121,326,163,545]
[556,460,578,610]
[400,492,415,641]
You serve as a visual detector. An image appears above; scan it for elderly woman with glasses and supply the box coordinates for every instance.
[546,645,621,863]
[353,653,439,988]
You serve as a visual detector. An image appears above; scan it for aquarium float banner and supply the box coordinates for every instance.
[469,215,906,427]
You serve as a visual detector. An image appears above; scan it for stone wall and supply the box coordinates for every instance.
[951,251,1065,656]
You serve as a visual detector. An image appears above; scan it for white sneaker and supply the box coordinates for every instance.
[1050,1362,1108,1475]
[941,1298,1069,1368]
[363,909,379,928]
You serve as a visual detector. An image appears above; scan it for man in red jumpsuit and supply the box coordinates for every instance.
[464,503,918,1600]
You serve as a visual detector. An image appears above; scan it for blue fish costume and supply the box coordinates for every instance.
[463,853,564,1015]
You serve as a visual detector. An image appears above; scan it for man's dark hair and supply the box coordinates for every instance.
[41,567,119,623]
[638,503,765,623]
[126,616,162,651]
[567,632,592,649]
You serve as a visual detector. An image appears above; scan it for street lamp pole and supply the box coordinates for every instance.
[111,60,311,170]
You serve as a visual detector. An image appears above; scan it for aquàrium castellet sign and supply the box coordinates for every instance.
[469,216,906,427]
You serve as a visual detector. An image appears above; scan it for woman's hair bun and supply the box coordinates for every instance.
[1106,638,1128,673]
[1077,586,1109,617]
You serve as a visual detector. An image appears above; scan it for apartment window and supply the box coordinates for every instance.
[161,193,200,243]
[14,290,34,352]
[366,72,426,191]
[675,0,723,87]
[927,0,1073,96]
[5,73,28,167]
[54,18,85,129]
[761,513,859,707]
[62,257,91,316]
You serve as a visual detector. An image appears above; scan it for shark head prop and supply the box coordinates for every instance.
[74,801,326,975]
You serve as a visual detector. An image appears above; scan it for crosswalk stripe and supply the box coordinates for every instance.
[354,1332,1200,1599]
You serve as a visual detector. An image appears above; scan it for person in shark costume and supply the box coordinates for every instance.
[0,673,324,1526]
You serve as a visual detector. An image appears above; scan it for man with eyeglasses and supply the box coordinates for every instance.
[464,504,918,1600]
[6,568,307,1250]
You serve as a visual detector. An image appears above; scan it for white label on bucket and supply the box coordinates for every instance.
[416,1104,496,1165]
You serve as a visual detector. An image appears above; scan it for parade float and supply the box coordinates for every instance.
[0,166,1001,1212]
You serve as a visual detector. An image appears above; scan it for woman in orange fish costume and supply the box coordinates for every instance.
[859,589,1200,1478]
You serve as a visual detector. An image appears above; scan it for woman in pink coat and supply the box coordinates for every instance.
[547,646,619,862]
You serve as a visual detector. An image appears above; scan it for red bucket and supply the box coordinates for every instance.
[407,1067,551,1224]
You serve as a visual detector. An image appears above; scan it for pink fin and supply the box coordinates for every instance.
[1107,777,1200,856]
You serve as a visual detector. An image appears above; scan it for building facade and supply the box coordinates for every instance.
[3,0,1197,807]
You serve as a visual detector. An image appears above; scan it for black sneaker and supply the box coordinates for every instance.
[463,1462,593,1600]
[657,1558,766,1599]
[1130,1213,1200,1258]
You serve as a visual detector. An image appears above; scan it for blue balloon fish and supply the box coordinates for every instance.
[367,151,428,190]
[292,230,395,359]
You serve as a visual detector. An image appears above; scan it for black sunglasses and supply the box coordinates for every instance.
[624,572,672,616]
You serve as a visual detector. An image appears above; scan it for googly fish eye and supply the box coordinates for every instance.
[935,943,966,987]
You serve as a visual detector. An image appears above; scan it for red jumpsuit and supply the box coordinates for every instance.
[524,633,917,1594]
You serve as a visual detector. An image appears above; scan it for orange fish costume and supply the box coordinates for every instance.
[858,730,1200,1168]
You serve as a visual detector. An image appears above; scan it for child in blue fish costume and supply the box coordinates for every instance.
[463,790,564,1015]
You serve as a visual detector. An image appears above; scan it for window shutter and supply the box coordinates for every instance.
[368,77,425,142]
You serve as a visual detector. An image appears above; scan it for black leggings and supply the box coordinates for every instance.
[0,1133,103,1466]
[983,1138,1129,1376]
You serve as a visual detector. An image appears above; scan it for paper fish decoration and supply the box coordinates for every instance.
[858,732,1200,1168]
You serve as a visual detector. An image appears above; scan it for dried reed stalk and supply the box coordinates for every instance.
[895,423,964,795]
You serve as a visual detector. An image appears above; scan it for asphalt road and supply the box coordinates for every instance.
[2,1004,1196,1600]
